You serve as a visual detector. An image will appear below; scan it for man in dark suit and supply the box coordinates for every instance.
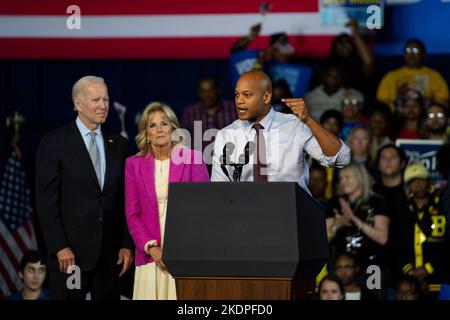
[35,75,133,300]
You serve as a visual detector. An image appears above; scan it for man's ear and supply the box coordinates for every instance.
[74,98,83,113]
[263,91,272,104]
[19,271,24,280]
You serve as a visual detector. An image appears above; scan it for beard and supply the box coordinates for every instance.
[428,126,447,135]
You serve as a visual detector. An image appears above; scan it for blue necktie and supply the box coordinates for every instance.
[88,131,102,187]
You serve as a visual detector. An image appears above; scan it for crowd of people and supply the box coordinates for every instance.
[4,25,450,301]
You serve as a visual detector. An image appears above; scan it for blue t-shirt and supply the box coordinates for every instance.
[7,289,50,300]
[341,121,361,141]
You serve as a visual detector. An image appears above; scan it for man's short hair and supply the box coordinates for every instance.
[320,58,344,76]
[320,110,344,130]
[72,75,105,101]
[19,250,43,272]
[198,76,218,88]
[405,38,426,54]
[368,102,391,119]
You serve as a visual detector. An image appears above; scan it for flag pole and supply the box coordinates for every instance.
[5,111,25,159]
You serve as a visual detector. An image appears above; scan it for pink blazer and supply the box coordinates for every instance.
[125,147,209,266]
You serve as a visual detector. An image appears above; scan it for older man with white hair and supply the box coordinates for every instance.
[35,75,133,300]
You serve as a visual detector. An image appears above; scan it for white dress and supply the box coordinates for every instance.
[132,159,177,300]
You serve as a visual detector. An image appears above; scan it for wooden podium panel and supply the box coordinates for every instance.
[176,277,315,300]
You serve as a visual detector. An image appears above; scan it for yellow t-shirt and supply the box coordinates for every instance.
[376,66,449,112]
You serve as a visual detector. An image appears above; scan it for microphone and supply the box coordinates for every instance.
[220,142,235,181]
[243,141,256,164]
[234,141,257,181]
[223,142,235,165]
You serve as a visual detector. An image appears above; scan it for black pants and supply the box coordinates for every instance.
[49,251,120,300]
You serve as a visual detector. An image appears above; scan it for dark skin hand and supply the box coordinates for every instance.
[282,98,342,157]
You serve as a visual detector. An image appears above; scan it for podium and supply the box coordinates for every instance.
[163,182,328,300]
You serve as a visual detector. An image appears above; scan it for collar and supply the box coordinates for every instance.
[76,116,102,137]
[241,107,276,134]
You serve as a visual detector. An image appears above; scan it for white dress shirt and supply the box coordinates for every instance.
[211,108,351,192]
[76,117,106,189]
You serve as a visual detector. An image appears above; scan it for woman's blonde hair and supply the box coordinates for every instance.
[346,125,372,146]
[135,101,181,156]
[340,162,374,202]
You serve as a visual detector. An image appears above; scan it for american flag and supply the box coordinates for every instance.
[0,0,348,59]
[0,151,37,299]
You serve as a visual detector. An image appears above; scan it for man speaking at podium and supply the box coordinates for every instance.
[211,70,350,191]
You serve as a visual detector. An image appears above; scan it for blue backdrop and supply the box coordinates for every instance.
[377,0,450,55]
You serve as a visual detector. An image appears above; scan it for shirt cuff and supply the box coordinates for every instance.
[320,140,350,168]
[144,240,157,255]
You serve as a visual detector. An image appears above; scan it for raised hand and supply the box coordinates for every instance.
[281,98,310,122]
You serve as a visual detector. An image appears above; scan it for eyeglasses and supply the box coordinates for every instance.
[343,98,361,107]
[427,112,445,119]
[405,47,421,55]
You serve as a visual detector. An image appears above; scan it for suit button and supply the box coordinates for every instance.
[98,217,103,222]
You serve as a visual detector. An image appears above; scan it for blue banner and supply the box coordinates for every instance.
[230,51,312,97]
[396,139,444,182]
[268,62,313,98]
[229,50,260,89]
[376,0,450,55]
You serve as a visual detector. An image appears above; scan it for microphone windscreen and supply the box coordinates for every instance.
[246,141,256,155]
[224,142,235,154]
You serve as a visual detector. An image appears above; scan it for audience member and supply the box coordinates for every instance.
[395,275,422,300]
[423,102,449,141]
[400,163,450,299]
[374,144,410,282]
[318,275,345,300]
[368,104,393,160]
[328,19,374,92]
[326,163,389,270]
[377,38,449,112]
[181,76,236,149]
[7,250,49,300]
[305,60,346,121]
[309,163,329,206]
[397,89,426,139]
[340,88,366,141]
[348,126,374,171]
[333,252,378,300]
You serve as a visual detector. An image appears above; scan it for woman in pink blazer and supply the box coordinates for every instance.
[125,102,209,300]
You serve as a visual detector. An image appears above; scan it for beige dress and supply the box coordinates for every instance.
[132,159,177,300]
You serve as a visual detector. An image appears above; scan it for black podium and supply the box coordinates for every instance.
[163,182,328,300]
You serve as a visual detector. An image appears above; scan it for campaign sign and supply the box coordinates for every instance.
[229,49,260,88]
[396,139,444,181]
[268,62,312,98]
[319,0,384,28]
